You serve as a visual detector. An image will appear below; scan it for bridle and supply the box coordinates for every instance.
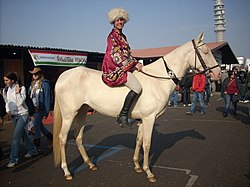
[141,39,219,85]
[191,39,219,75]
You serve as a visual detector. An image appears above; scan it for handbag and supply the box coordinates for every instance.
[28,117,35,135]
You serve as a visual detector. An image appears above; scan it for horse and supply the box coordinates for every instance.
[53,32,221,182]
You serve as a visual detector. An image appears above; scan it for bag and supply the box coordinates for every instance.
[28,117,35,135]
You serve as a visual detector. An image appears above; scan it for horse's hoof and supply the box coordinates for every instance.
[65,175,73,181]
[134,167,143,173]
[148,176,156,183]
[89,165,98,171]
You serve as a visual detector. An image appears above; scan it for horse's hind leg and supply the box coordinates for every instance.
[133,122,143,173]
[74,106,97,171]
[60,118,74,180]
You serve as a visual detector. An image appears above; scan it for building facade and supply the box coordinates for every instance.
[0,45,104,90]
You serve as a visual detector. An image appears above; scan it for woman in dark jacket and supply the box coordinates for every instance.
[29,67,53,151]
[221,71,243,117]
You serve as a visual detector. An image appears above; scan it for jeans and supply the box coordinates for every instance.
[33,111,51,139]
[223,94,237,115]
[183,88,191,105]
[169,90,178,106]
[10,114,37,163]
[205,85,211,104]
[190,91,206,113]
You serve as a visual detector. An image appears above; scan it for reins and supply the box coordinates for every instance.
[141,57,181,85]
[140,70,173,80]
[195,64,220,75]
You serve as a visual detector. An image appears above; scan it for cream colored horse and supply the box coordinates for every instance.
[53,32,221,182]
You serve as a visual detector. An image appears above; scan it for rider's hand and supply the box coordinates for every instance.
[135,63,143,72]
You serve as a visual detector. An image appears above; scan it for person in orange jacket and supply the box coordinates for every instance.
[186,69,206,115]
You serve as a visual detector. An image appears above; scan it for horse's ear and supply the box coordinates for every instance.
[196,31,209,54]
[195,31,205,44]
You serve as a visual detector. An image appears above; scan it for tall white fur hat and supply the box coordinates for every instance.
[108,7,129,24]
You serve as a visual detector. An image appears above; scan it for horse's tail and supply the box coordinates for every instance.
[53,94,62,167]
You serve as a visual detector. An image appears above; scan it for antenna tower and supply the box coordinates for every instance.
[214,0,226,41]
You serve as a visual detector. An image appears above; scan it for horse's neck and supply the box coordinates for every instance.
[143,42,191,80]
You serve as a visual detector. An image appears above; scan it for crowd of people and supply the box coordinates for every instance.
[168,66,250,117]
[221,66,249,117]
[1,68,52,167]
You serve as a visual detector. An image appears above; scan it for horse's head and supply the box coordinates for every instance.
[189,32,221,80]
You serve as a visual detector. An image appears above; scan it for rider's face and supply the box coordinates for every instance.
[114,18,125,30]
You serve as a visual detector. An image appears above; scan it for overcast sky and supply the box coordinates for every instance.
[1,0,250,58]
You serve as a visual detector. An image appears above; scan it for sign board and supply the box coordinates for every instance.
[28,49,87,67]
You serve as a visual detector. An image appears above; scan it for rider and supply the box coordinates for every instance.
[102,8,143,128]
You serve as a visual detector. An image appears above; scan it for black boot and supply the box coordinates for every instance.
[117,90,138,128]
[34,138,41,152]
[45,132,53,149]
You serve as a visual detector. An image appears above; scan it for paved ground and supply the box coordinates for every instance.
[0,93,249,187]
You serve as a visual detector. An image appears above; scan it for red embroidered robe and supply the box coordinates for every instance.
[102,29,138,86]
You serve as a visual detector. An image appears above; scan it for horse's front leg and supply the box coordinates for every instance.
[133,122,143,173]
[59,120,73,180]
[142,118,156,183]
